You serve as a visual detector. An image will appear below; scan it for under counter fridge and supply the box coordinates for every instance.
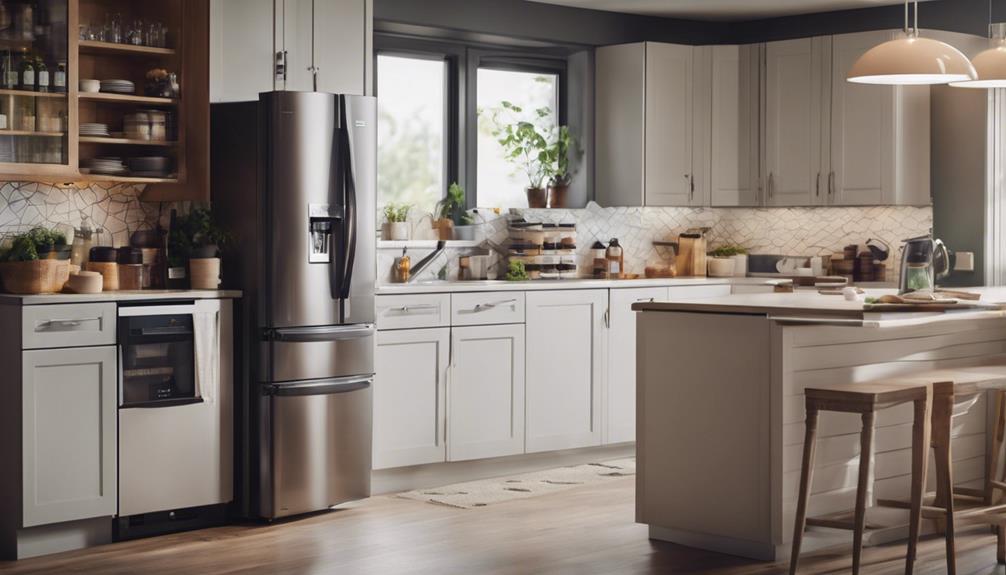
[212,91,376,520]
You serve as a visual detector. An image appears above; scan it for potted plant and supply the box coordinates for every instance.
[167,206,232,289]
[708,245,748,278]
[544,125,579,209]
[382,203,411,241]
[433,182,475,240]
[0,227,71,294]
[490,102,550,208]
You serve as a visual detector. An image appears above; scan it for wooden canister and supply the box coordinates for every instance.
[85,261,119,291]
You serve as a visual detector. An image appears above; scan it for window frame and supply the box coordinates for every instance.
[374,34,569,210]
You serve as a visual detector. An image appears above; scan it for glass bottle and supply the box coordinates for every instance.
[35,58,48,93]
[52,61,65,93]
[605,238,623,280]
[2,50,16,90]
[18,49,34,91]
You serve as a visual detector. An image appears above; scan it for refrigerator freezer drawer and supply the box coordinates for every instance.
[266,324,374,383]
[119,401,233,517]
[265,377,372,519]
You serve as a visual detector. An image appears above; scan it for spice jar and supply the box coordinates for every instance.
[591,241,606,278]
[606,238,623,279]
[86,246,119,291]
[117,247,145,290]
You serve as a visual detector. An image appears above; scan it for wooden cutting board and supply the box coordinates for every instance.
[863,302,1005,313]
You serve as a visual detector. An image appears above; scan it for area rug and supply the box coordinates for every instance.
[396,458,635,509]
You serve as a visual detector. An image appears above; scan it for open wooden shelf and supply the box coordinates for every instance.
[0,89,67,99]
[0,131,66,138]
[79,137,178,146]
[79,40,177,56]
[78,92,178,106]
[78,173,179,184]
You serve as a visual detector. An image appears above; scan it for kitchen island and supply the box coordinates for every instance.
[633,289,1006,561]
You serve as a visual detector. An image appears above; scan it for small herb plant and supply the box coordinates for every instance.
[505,260,529,281]
[383,203,410,224]
[435,183,474,226]
[0,227,68,262]
[168,206,232,267]
[708,245,748,258]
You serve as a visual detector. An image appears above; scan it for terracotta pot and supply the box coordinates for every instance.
[526,187,547,208]
[547,182,570,208]
[431,218,454,240]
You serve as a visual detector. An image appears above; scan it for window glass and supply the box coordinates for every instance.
[476,68,558,208]
[377,54,446,216]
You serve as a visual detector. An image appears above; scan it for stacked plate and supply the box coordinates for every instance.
[80,123,110,137]
[100,79,134,94]
[85,157,128,175]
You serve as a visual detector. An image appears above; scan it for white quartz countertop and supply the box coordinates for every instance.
[633,287,1006,327]
[374,276,771,295]
[0,289,243,305]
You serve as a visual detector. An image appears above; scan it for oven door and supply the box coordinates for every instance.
[118,304,199,408]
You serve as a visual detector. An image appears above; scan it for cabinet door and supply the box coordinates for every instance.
[595,43,646,207]
[525,290,606,452]
[765,38,828,206]
[22,346,117,527]
[373,328,449,469]
[830,31,895,206]
[606,288,667,444]
[710,45,761,207]
[314,0,368,95]
[449,324,525,461]
[645,43,695,207]
[210,0,275,102]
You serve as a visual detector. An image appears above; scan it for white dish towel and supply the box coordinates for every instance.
[193,310,220,405]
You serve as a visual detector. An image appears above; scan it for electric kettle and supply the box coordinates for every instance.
[898,235,951,294]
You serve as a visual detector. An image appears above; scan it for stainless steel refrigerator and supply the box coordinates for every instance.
[212,91,376,520]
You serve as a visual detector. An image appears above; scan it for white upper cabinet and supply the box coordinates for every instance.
[829,31,930,206]
[596,42,704,207]
[211,0,371,102]
[764,37,829,207]
[710,45,761,207]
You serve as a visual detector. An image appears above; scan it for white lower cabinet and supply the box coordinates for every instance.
[448,324,526,461]
[606,288,669,444]
[525,290,606,453]
[373,328,449,469]
[21,346,117,528]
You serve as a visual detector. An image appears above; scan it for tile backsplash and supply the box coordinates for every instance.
[378,202,933,284]
[0,181,162,245]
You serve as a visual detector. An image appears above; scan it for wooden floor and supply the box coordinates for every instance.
[2,478,1006,574]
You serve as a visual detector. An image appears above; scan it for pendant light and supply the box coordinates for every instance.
[951,2,1006,88]
[847,0,977,85]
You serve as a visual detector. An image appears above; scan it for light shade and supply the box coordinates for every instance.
[847,35,977,85]
[950,42,1006,88]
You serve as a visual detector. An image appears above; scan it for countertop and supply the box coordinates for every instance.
[375,276,770,295]
[0,289,243,305]
[632,287,1006,327]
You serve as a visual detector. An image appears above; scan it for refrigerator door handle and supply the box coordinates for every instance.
[268,375,373,397]
[266,323,375,343]
[339,98,358,301]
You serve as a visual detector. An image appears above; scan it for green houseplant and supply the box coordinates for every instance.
[382,203,411,241]
[489,101,552,208]
[0,227,71,294]
[167,206,232,289]
[708,245,748,278]
[434,183,475,240]
[544,125,579,209]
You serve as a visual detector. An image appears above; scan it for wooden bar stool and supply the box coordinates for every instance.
[789,383,931,575]
[876,366,1006,575]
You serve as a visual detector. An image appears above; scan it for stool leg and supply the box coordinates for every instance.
[988,390,1006,506]
[998,525,1006,565]
[906,394,931,575]
[932,381,956,575]
[790,404,819,575]
[853,411,876,575]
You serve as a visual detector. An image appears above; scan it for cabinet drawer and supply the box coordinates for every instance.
[376,294,450,330]
[22,303,116,349]
[667,284,731,300]
[451,292,525,326]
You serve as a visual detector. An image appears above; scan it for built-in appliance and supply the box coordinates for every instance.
[116,301,233,538]
[899,235,952,293]
[211,91,376,520]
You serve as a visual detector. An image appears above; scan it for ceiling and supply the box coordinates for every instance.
[526,0,918,21]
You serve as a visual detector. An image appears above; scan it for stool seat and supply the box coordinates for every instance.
[806,383,930,413]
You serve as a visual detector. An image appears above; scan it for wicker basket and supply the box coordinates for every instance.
[0,259,70,294]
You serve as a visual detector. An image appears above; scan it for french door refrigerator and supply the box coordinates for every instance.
[212,91,376,519]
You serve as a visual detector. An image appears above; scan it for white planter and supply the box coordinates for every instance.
[384,221,410,241]
[707,257,736,278]
[731,254,748,277]
[453,224,476,241]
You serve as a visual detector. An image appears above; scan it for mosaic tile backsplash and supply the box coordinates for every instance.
[377,203,934,284]
[0,181,161,245]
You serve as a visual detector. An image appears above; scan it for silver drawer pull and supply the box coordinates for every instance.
[37,318,92,331]
[394,304,439,313]
[473,299,518,312]
[635,297,655,303]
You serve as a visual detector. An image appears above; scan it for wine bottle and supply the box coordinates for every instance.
[18,49,34,91]
[36,58,48,92]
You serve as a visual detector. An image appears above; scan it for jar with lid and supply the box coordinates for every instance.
[86,246,119,291]
[117,247,145,290]
[70,215,94,267]
[591,241,606,278]
[606,239,624,279]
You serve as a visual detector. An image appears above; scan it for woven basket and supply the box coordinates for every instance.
[0,259,70,294]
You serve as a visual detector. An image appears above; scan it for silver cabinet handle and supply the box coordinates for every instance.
[603,308,610,328]
[829,171,835,197]
[815,172,821,197]
[395,304,439,313]
[473,299,518,312]
[275,50,288,83]
[768,172,775,199]
[635,297,655,303]
[37,318,90,331]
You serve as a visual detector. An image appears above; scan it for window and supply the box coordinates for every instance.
[476,68,559,209]
[376,54,447,215]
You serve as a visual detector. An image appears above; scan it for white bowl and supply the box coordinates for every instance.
[79,79,100,93]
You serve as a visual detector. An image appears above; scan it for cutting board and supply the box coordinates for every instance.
[676,235,706,277]
[863,302,1005,313]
